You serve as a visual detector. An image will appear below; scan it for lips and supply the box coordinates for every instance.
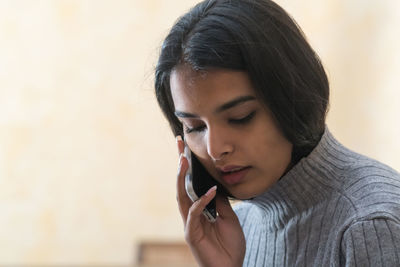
[219,165,251,185]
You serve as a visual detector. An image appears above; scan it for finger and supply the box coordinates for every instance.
[189,185,217,217]
[215,194,237,220]
[186,186,217,230]
[176,135,184,155]
[176,154,192,224]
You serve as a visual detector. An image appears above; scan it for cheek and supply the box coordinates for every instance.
[256,135,292,172]
[185,135,205,156]
[186,135,211,166]
[249,121,292,166]
[186,136,220,177]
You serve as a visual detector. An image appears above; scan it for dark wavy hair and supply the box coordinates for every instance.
[155,0,329,160]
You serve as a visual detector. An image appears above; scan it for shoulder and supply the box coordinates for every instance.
[345,152,400,184]
[340,151,400,221]
[341,217,400,266]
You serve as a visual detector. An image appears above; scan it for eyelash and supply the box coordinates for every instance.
[184,111,256,134]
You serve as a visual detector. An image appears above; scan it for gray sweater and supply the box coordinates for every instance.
[234,128,400,266]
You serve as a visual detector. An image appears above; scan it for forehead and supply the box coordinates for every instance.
[170,65,207,99]
[169,66,256,112]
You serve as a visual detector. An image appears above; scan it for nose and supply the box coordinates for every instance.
[206,126,234,161]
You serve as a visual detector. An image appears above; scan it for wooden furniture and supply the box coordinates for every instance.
[136,241,197,267]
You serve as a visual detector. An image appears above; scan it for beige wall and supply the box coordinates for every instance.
[0,0,399,265]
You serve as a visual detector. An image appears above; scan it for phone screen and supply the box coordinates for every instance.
[191,152,217,219]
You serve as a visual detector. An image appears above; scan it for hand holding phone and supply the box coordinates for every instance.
[175,136,245,267]
[184,142,217,222]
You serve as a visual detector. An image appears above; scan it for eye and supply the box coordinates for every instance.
[184,124,206,134]
[229,111,256,125]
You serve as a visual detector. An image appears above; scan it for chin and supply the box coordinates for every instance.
[227,187,262,200]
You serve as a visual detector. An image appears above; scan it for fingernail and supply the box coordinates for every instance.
[205,185,217,197]
[176,135,182,144]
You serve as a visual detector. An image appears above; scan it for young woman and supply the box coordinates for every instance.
[155,0,400,266]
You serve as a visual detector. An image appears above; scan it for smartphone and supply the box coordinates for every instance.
[184,142,218,222]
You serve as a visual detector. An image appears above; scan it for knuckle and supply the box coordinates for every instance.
[188,204,197,216]
[189,199,202,213]
[188,203,196,214]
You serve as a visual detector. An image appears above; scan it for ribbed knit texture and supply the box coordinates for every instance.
[234,128,400,266]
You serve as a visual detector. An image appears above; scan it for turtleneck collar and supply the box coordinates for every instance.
[247,127,356,231]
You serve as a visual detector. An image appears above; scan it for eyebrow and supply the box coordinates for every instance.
[174,95,256,118]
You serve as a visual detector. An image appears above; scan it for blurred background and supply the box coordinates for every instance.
[0,0,399,266]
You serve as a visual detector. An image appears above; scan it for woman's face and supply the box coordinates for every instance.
[170,66,293,199]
